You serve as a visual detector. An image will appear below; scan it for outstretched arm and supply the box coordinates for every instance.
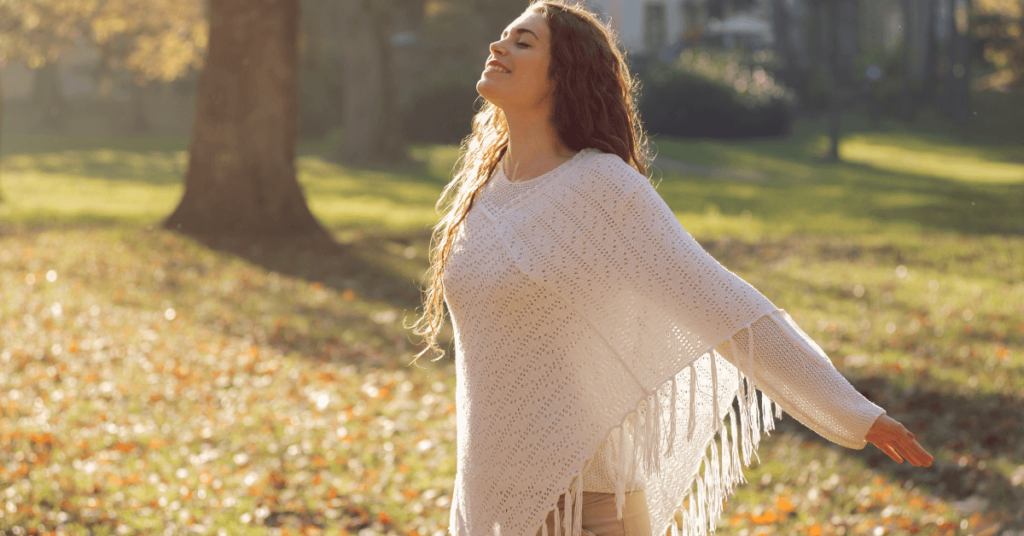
[716,309,933,468]
[716,310,885,449]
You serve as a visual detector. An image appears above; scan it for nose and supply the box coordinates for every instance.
[489,39,507,57]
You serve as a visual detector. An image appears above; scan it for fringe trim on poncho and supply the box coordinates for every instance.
[528,314,786,536]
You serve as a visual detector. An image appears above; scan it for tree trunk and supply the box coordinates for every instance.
[834,0,859,88]
[825,1,841,162]
[922,0,938,99]
[900,0,916,121]
[163,0,326,238]
[33,63,67,130]
[331,1,405,164]
[130,82,150,133]
[1,68,4,201]
[944,0,958,114]
[771,0,801,93]
[770,0,790,62]
[952,0,972,125]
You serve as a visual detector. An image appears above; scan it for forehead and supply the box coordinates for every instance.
[503,11,548,39]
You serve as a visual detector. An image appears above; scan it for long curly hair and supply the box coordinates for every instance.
[412,0,650,361]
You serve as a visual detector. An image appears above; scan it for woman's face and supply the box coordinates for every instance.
[476,10,554,111]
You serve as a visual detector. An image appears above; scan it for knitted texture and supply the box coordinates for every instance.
[581,311,885,494]
[442,149,885,536]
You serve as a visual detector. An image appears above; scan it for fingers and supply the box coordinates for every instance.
[896,439,933,467]
[881,443,903,463]
[907,441,934,467]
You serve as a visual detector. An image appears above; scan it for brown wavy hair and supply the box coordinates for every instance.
[411,0,650,361]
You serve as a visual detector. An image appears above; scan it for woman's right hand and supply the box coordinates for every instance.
[865,414,934,467]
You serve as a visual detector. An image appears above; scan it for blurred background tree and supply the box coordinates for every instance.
[324,0,421,164]
[974,0,1023,90]
[0,0,92,188]
[162,0,325,238]
[1,0,1021,171]
[321,0,530,163]
[0,0,206,131]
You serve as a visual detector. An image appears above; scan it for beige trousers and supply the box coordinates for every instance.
[536,491,652,536]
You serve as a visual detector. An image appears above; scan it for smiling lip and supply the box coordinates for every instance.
[485,59,511,73]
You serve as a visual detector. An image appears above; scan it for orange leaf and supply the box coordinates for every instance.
[113,442,136,453]
[342,289,355,301]
[378,512,393,525]
[403,488,419,499]
[751,509,777,525]
[30,432,56,445]
[775,496,796,514]
[148,438,166,450]
[808,524,822,536]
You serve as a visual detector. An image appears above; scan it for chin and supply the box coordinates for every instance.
[475,79,504,106]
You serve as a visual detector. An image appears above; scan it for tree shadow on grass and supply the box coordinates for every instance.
[653,125,1024,238]
[837,160,1024,236]
[185,229,438,370]
[2,218,441,371]
[191,233,422,307]
[659,160,1024,237]
[0,148,188,185]
[768,374,1024,529]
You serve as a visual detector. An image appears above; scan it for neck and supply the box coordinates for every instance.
[501,104,574,182]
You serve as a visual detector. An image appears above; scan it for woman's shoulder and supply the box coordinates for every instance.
[571,148,651,194]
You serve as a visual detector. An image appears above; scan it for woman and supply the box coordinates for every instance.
[414,2,934,536]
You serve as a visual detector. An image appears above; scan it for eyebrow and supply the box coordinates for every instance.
[503,28,539,40]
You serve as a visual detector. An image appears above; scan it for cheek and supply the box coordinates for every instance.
[524,62,553,95]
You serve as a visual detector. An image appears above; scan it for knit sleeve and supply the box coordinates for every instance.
[715,310,885,449]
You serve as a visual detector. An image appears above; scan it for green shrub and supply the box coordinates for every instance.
[640,48,793,139]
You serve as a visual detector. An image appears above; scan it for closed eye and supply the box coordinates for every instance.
[516,42,530,48]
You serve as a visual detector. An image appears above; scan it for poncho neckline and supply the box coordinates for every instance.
[496,148,590,187]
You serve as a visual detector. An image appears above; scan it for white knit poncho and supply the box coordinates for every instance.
[442,148,886,536]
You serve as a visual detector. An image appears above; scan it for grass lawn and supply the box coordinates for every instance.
[0,112,1022,536]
